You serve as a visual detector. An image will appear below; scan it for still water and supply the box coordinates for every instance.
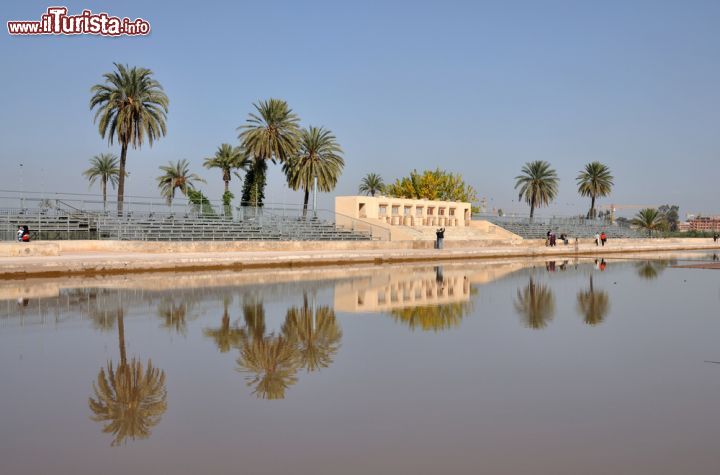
[1,253,719,475]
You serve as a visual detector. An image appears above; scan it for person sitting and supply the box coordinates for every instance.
[17,225,23,242]
[21,225,30,242]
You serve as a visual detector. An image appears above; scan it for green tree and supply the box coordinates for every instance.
[359,173,385,197]
[238,98,301,206]
[283,126,344,216]
[514,161,559,219]
[657,204,680,232]
[577,162,614,219]
[576,275,610,326]
[632,208,665,236]
[156,159,206,205]
[187,189,216,216]
[90,63,169,214]
[385,168,478,203]
[203,143,249,194]
[82,153,121,210]
[514,276,555,329]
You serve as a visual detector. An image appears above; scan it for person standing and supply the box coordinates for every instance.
[17,226,23,242]
[436,227,445,249]
[600,231,607,246]
[594,232,600,246]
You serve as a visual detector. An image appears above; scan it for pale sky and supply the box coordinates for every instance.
[2,0,720,217]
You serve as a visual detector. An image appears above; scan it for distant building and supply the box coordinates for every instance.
[679,216,720,232]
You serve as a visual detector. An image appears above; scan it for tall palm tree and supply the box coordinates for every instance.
[88,307,167,446]
[90,63,169,214]
[514,161,559,219]
[577,162,614,219]
[282,293,342,372]
[283,126,344,216]
[203,144,250,194]
[632,208,665,236]
[576,275,610,326]
[156,159,206,205]
[359,173,385,197]
[82,153,121,210]
[238,98,301,207]
[204,297,243,353]
[514,276,555,329]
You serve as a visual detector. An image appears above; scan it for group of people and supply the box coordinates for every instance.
[16,225,30,242]
[545,231,569,247]
[594,232,608,246]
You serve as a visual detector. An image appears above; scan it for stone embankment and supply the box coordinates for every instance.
[0,238,718,279]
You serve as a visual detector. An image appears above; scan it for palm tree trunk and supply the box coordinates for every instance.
[302,188,309,218]
[117,309,127,367]
[117,143,128,215]
[102,178,107,211]
[224,178,230,194]
[590,195,596,219]
[529,192,536,220]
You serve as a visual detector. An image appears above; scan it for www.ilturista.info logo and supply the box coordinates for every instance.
[7,7,150,36]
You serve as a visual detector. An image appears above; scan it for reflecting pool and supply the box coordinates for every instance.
[1,253,719,474]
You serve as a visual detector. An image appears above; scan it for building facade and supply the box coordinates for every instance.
[335,196,472,227]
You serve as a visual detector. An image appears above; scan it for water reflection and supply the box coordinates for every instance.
[576,275,610,326]
[88,307,167,446]
[235,293,342,399]
[203,296,243,353]
[635,259,675,280]
[514,276,555,329]
[283,294,342,372]
[157,296,196,336]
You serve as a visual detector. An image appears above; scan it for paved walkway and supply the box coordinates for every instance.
[1,240,719,278]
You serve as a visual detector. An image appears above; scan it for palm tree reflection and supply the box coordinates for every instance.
[157,296,194,336]
[514,276,555,329]
[635,259,675,280]
[88,308,167,446]
[283,293,342,372]
[203,297,243,353]
[389,301,473,332]
[576,275,610,326]
[236,293,342,399]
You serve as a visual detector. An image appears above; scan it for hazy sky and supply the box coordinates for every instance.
[2,0,719,217]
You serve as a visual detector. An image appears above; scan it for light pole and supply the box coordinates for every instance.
[19,163,24,210]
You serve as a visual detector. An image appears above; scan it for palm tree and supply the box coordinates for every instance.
[156,159,206,205]
[82,153,121,210]
[203,144,250,194]
[282,293,342,372]
[577,162,614,219]
[90,63,169,214]
[238,98,301,207]
[514,161,559,219]
[204,297,243,353]
[576,275,610,326]
[88,307,167,446]
[632,208,665,236]
[514,276,555,329]
[358,172,385,197]
[283,126,344,216]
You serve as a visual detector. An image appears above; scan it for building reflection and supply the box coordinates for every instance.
[514,276,555,329]
[88,306,168,446]
[576,274,610,326]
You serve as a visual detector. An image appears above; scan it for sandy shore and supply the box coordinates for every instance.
[0,238,718,279]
